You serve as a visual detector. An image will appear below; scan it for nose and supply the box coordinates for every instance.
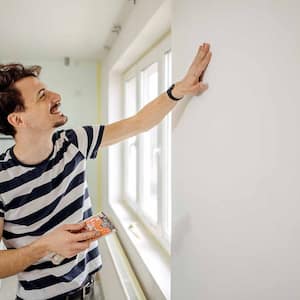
[48,90,61,102]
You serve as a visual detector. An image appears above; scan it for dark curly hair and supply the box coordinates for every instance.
[0,63,41,137]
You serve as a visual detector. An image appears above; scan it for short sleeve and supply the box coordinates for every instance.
[0,195,4,218]
[65,125,105,159]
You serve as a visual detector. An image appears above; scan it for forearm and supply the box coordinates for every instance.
[0,240,48,278]
[136,84,184,131]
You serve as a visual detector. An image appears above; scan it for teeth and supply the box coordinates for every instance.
[50,102,61,114]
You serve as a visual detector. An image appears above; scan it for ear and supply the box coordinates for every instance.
[7,112,25,129]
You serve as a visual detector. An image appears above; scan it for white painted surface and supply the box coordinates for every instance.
[0,0,129,60]
[171,1,300,299]
[99,232,146,300]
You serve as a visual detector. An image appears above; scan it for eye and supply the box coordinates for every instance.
[40,91,46,98]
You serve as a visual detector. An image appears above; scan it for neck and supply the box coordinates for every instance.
[13,131,54,165]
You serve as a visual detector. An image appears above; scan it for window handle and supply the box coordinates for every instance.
[128,223,141,239]
[153,148,161,159]
[153,148,160,155]
[128,138,137,148]
[152,148,161,168]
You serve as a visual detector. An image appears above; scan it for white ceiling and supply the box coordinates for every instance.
[0,0,130,61]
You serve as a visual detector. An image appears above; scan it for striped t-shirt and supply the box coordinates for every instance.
[0,125,105,299]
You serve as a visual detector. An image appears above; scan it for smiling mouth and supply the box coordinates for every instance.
[50,101,63,115]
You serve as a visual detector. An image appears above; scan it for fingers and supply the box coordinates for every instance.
[88,235,101,242]
[192,43,210,68]
[64,236,96,258]
[62,222,86,232]
[69,222,87,233]
[73,240,91,252]
[198,52,212,81]
[198,48,212,70]
[72,230,101,242]
[199,43,210,62]
[199,64,208,82]
[194,50,212,79]
[190,45,203,66]
[70,238,97,256]
[187,43,212,82]
[67,247,87,258]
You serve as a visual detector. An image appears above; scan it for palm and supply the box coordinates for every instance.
[181,43,212,96]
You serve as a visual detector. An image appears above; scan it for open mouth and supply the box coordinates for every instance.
[50,101,63,115]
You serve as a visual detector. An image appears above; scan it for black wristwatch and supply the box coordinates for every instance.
[167,84,184,101]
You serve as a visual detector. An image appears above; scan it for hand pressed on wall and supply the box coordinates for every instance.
[173,43,212,99]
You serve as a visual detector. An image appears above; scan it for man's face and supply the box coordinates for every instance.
[13,76,68,134]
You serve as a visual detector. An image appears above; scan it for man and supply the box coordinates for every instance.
[0,43,211,299]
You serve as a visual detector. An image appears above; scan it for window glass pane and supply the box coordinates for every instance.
[164,51,172,239]
[165,51,172,88]
[125,77,137,117]
[125,77,137,202]
[140,62,159,223]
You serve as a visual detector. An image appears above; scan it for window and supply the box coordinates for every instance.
[124,77,137,203]
[140,62,159,223]
[122,36,172,251]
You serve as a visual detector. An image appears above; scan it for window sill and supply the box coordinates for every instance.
[107,201,170,300]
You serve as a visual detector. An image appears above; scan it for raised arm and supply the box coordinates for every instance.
[101,42,212,147]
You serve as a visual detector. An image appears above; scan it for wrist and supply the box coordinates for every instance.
[166,82,185,101]
[172,82,185,99]
[30,237,50,259]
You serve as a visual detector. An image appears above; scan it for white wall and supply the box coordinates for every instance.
[171,1,300,299]
[0,59,101,210]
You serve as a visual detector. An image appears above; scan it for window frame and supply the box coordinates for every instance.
[121,35,172,253]
[123,76,138,204]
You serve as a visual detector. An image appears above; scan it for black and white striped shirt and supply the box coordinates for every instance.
[0,125,105,299]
